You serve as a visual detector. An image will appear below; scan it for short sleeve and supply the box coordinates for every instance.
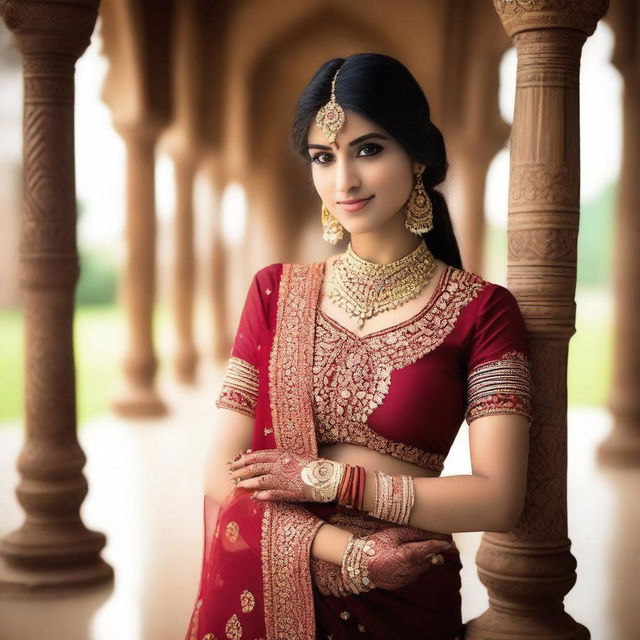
[464,284,534,426]
[214,269,269,419]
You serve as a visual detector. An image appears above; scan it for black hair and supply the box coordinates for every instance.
[291,53,463,269]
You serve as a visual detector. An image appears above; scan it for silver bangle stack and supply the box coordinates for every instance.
[340,534,376,594]
[369,470,415,526]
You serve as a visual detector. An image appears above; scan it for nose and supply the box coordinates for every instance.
[334,157,360,199]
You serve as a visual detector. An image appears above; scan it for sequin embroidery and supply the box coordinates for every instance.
[261,502,325,640]
[225,521,239,543]
[240,589,255,613]
[225,613,242,640]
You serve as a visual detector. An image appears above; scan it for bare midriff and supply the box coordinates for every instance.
[318,442,441,480]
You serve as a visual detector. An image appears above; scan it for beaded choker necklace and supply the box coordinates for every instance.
[328,240,438,329]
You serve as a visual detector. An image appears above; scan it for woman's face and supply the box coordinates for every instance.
[307,109,422,236]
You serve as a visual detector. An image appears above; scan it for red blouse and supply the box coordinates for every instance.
[215,262,533,474]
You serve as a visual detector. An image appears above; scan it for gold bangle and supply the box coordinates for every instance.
[300,458,345,502]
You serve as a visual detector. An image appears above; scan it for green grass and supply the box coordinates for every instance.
[0,292,614,428]
[0,305,172,427]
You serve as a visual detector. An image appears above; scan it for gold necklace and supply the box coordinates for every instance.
[328,240,438,329]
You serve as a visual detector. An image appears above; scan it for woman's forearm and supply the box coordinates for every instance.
[311,523,353,565]
[362,470,520,533]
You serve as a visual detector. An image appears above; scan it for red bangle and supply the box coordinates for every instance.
[338,465,352,506]
[350,466,359,509]
[356,467,366,511]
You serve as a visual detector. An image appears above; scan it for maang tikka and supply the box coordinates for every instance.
[405,170,433,235]
[317,66,347,244]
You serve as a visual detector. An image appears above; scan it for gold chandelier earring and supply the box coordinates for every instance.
[321,204,344,244]
[405,170,433,235]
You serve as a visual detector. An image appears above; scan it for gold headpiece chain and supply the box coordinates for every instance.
[315,67,346,143]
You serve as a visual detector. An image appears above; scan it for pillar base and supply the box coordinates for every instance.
[0,526,113,594]
[0,556,113,595]
[111,384,168,418]
[465,608,590,640]
[597,426,640,466]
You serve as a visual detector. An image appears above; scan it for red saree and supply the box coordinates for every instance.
[185,261,533,640]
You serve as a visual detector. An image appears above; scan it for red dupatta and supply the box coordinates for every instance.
[185,262,326,640]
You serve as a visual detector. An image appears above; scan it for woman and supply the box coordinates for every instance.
[185,53,532,640]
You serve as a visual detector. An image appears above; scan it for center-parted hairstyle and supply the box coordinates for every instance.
[291,53,463,270]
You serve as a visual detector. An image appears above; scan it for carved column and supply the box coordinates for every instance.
[0,0,113,591]
[598,0,640,466]
[111,121,167,416]
[465,2,608,638]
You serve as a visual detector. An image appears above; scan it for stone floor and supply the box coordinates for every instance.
[0,363,638,640]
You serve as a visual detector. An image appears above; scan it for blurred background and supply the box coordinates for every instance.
[0,1,637,639]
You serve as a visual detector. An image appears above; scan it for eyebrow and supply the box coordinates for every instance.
[306,132,389,151]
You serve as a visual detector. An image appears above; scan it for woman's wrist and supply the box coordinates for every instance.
[311,523,354,565]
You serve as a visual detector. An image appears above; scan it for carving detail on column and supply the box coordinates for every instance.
[0,0,113,592]
[493,0,609,36]
[509,229,578,262]
[511,164,580,208]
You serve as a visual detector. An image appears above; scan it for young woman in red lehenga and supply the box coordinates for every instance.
[184,53,533,640]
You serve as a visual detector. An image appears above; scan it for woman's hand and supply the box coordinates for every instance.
[311,526,452,596]
[227,448,339,503]
[362,527,452,591]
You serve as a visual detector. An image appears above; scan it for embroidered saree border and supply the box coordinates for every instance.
[268,262,323,455]
[263,262,325,640]
[261,502,325,640]
[215,356,259,418]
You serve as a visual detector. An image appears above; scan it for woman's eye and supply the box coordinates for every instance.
[358,143,382,156]
[311,152,333,165]
[310,144,382,165]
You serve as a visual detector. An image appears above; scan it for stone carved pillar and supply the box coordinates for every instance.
[111,122,167,416]
[465,2,608,638]
[0,0,113,591]
[598,0,640,466]
[172,149,198,383]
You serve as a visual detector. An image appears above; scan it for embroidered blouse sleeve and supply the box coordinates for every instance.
[464,284,534,427]
[215,269,270,419]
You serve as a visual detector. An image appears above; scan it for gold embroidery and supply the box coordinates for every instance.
[313,267,488,471]
[465,350,533,424]
[225,614,242,640]
[269,263,324,455]
[358,624,366,632]
[225,521,239,543]
[240,589,255,613]
[216,356,259,418]
[340,611,351,620]
[261,502,324,640]
[202,634,217,640]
